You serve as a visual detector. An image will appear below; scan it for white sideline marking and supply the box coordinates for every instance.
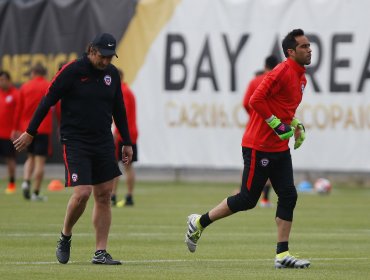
[2,230,369,238]
[2,257,368,265]
[124,257,370,263]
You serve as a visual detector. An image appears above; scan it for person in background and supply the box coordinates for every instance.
[185,29,310,269]
[111,69,138,207]
[243,55,280,208]
[13,33,132,265]
[0,71,19,194]
[13,64,52,201]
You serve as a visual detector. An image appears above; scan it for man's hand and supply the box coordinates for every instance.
[13,132,34,152]
[291,118,306,149]
[266,116,294,140]
[10,130,22,141]
[121,145,133,165]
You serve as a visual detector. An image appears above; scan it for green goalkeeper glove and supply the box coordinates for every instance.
[266,116,294,140]
[291,118,306,149]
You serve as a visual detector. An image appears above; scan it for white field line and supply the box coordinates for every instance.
[1,257,369,265]
[1,231,369,237]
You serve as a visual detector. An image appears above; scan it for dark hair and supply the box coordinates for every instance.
[0,70,11,80]
[265,55,279,70]
[31,63,47,76]
[282,29,305,58]
[254,69,264,76]
[86,43,98,55]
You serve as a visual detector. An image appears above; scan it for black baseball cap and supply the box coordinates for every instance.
[92,33,118,57]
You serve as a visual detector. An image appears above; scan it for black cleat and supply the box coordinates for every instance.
[92,251,122,265]
[125,195,134,206]
[56,236,71,264]
[22,182,31,200]
[117,195,134,207]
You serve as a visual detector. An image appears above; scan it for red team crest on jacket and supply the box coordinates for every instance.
[5,95,14,103]
[104,75,112,86]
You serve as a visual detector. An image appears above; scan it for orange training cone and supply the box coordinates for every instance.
[48,179,64,191]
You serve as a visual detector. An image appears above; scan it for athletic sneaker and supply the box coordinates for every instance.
[92,250,122,265]
[259,199,272,208]
[31,193,47,201]
[5,182,16,194]
[185,214,203,253]
[111,194,117,206]
[275,251,310,268]
[56,236,71,264]
[124,195,134,206]
[21,181,31,200]
[117,195,134,208]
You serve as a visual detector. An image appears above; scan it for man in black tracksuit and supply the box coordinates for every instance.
[14,33,133,265]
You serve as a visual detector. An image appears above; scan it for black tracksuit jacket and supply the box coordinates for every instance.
[27,54,131,146]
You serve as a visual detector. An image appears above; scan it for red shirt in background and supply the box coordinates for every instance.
[14,76,52,134]
[242,58,307,152]
[243,73,266,115]
[0,86,19,139]
[115,83,138,144]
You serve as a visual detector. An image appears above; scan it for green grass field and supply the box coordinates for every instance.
[0,180,369,280]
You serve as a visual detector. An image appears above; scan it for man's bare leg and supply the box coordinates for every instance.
[92,178,114,250]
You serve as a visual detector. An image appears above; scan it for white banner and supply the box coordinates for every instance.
[130,0,370,171]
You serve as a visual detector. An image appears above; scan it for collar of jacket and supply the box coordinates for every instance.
[286,57,306,76]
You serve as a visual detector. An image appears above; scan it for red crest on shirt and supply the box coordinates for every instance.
[5,95,14,103]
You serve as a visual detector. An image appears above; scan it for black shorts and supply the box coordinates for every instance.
[62,141,121,187]
[0,138,16,158]
[228,147,294,211]
[115,141,138,162]
[27,134,49,156]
